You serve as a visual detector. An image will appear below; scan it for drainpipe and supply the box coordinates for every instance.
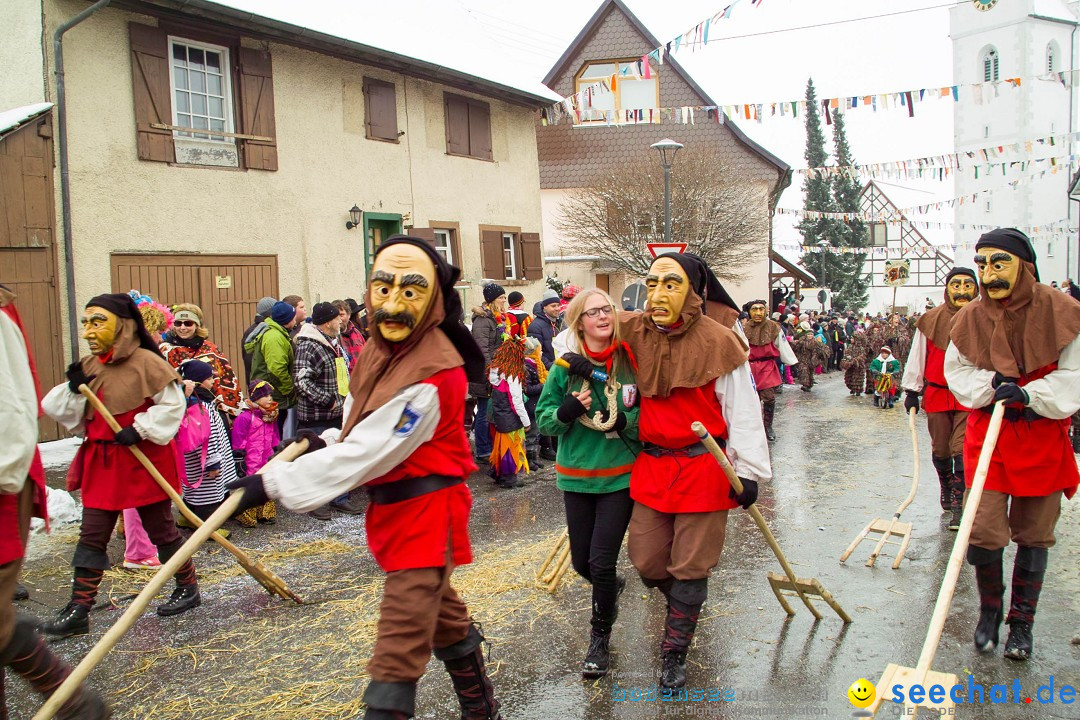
[55,0,112,362]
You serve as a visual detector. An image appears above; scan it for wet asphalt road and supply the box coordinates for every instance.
[8,370,1080,719]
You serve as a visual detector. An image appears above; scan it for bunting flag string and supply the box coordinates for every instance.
[774,232,1076,258]
[797,132,1080,181]
[774,210,1076,235]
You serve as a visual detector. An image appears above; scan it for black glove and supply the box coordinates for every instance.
[904,391,920,414]
[275,429,327,456]
[991,372,1018,388]
[596,410,627,433]
[224,474,269,513]
[114,426,141,446]
[66,360,94,394]
[993,382,1028,406]
[729,478,758,510]
[560,352,595,380]
[556,394,588,424]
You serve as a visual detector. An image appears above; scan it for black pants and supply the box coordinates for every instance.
[563,489,633,630]
[75,499,181,569]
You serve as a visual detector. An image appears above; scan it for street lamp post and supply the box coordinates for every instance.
[651,138,684,244]
[818,240,829,311]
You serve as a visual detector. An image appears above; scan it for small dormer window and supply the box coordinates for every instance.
[574,59,659,124]
[981,46,1000,82]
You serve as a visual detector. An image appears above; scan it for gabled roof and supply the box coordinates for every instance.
[0,102,52,142]
[543,0,789,174]
[770,250,815,284]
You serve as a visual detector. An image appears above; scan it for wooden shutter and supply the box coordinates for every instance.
[445,94,470,156]
[409,227,437,246]
[480,230,503,279]
[467,100,492,161]
[129,23,175,163]
[363,77,398,141]
[518,232,543,281]
[237,47,277,171]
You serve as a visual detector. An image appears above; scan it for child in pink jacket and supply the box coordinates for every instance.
[230,381,280,524]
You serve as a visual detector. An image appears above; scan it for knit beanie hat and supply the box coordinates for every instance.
[256,296,276,316]
[310,301,338,326]
[508,291,524,307]
[541,289,560,307]
[270,300,296,325]
[483,283,506,304]
[249,380,274,402]
[180,359,214,383]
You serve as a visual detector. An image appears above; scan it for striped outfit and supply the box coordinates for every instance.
[182,397,237,516]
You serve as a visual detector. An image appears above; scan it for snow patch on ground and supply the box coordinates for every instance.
[37,436,81,468]
[30,487,81,533]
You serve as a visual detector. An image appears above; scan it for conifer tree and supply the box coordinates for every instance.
[829,108,870,310]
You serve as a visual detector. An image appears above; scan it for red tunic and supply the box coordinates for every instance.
[365,367,478,572]
[748,342,782,391]
[922,340,970,414]
[0,303,48,566]
[631,380,737,513]
[963,363,1079,499]
[66,396,182,511]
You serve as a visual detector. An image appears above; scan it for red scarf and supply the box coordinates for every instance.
[582,339,638,374]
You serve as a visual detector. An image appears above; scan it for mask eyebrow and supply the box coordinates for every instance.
[989,252,1012,264]
[83,312,109,323]
[662,273,684,284]
[973,254,986,264]
[371,270,396,284]
[399,274,429,288]
[645,274,659,283]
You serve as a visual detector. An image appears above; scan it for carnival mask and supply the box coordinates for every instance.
[748,303,767,324]
[645,257,691,327]
[370,243,436,342]
[946,275,977,308]
[81,306,118,356]
[974,246,1019,301]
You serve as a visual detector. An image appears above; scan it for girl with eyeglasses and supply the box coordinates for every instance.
[160,303,241,419]
[536,288,641,680]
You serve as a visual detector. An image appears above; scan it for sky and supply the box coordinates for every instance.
[214,0,962,251]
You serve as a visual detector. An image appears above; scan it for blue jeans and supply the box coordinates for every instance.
[473,396,492,457]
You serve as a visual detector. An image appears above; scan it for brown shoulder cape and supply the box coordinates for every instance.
[950,261,1080,376]
[619,290,748,399]
[744,318,781,347]
[915,302,959,351]
[81,317,179,418]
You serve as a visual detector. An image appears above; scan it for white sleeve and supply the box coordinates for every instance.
[901,330,927,393]
[778,333,798,366]
[42,381,87,435]
[553,328,575,356]
[261,382,441,512]
[133,382,186,445]
[0,314,39,494]
[1022,333,1080,419]
[943,344,995,410]
[714,364,772,483]
[507,376,530,428]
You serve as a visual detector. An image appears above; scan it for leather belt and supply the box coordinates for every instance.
[367,475,464,505]
[926,381,949,390]
[978,405,1047,423]
[642,437,725,458]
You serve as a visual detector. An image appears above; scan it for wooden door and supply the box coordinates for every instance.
[111,254,278,381]
[595,273,610,293]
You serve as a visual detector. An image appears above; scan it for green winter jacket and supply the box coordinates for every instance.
[869,355,901,376]
[536,363,641,494]
[245,318,295,406]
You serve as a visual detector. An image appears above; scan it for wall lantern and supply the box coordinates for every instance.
[346,205,362,230]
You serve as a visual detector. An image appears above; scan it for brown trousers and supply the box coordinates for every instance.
[756,386,777,403]
[627,503,729,581]
[366,564,474,683]
[926,410,967,458]
[0,481,34,649]
[967,490,1063,551]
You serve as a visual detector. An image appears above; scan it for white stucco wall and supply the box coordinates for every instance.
[42,0,547,355]
[0,0,47,110]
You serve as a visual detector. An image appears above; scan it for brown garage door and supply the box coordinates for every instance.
[111,254,278,385]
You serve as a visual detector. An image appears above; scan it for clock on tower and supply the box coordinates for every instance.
[973,0,997,11]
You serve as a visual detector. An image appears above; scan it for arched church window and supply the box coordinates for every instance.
[981,47,999,82]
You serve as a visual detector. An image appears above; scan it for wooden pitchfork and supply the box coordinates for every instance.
[692,422,851,623]
[840,407,920,568]
[535,527,572,593]
[32,439,309,720]
[868,402,1005,718]
[78,385,302,604]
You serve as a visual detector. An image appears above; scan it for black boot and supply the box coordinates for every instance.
[582,577,622,679]
[0,616,112,719]
[968,545,1004,652]
[582,630,611,679]
[931,456,952,512]
[1004,546,1047,661]
[14,583,29,601]
[435,625,502,720]
[156,543,201,617]
[762,400,777,442]
[526,449,543,470]
[41,566,103,638]
[660,578,707,690]
[362,680,415,720]
[948,455,965,530]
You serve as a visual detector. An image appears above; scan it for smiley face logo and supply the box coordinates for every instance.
[848,678,876,709]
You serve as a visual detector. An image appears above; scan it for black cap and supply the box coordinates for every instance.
[945,266,977,284]
[975,228,1039,281]
[310,301,339,326]
[655,252,739,314]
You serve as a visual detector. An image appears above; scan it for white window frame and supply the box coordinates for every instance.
[981,47,1000,82]
[433,228,454,266]
[502,232,517,280]
[167,36,234,143]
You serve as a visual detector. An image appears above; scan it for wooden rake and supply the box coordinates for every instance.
[840,407,920,569]
[32,439,309,720]
[692,422,851,623]
[868,402,1005,718]
[78,385,302,604]
[535,527,572,593]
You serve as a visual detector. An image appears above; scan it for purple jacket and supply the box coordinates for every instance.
[231,407,281,474]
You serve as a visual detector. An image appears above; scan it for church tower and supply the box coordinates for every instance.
[951,0,1079,282]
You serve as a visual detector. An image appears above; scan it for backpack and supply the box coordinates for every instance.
[176,401,211,489]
